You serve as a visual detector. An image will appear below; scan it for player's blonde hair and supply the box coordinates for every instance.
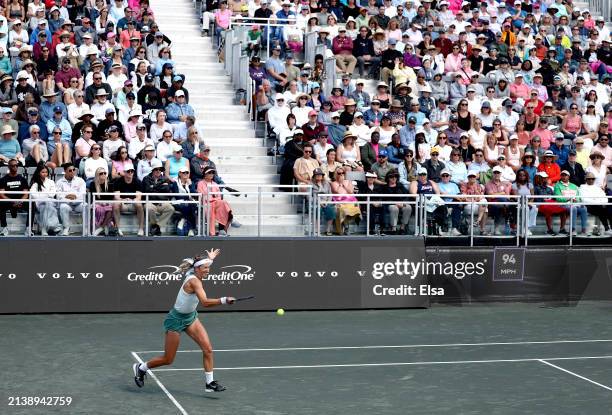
[177,253,210,274]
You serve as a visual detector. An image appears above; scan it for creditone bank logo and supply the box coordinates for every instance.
[127,265,184,285]
[203,265,255,285]
[366,258,488,280]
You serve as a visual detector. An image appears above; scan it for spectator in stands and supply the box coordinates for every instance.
[136,144,157,181]
[0,125,22,166]
[74,124,96,166]
[155,129,175,163]
[409,167,446,235]
[537,150,561,185]
[198,166,237,236]
[141,158,175,236]
[293,143,319,190]
[165,90,193,124]
[56,162,86,236]
[0,158,28,236]
[554,170,589,235]
[83,144,107,184]
[591,136,612,168]
[313,131,332,164]
[311,168,335,235]
[437,169,463,236]
[336,131,363,172]
[460,170,488,235]
[102,125,126,162]
[382,169,412,234]
[110,145,134,180]
[327,111,346,147]
[332,27,356,76]
[89,166,116,237]
[165,143,189,182]
[190,144,223,186]
[113,164,144,237]
[330,167,361,235]
[29,163,61,235]
[22,124,50,167]
[85,72,112,105]
[580,172,611,236]
[485,165,512,235]
[586,151,607,189]
[181,126,202,161]
[67,91,90,126]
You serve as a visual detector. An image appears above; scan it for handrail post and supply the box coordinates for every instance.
[366,195,371,237]
[257,186,261,237]
[470,198,474,247]
[144,194,149,237]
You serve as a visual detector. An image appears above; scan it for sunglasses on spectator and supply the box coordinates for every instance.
[92,147,101,150]
[303,150,312,153]
[336,172,345,175]
[98,172,107,175]
[163,134,173,138]
[53,131,61,135]
[137,127,146,130]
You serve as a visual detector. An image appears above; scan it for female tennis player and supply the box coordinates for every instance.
[133,249,235,392]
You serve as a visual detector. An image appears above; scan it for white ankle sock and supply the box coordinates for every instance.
[139,362,148,372]
[205,371,214,384]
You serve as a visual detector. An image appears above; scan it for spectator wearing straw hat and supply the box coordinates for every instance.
[0,125,22,166]
[90,89,115,122]
[39,90,65,123]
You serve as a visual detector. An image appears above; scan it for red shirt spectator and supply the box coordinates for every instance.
[537,151,561,184]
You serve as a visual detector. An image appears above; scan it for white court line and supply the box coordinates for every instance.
[539,359,612,392]
[135,339,612,354]
[131,352,190,415]
[151,355,612,372]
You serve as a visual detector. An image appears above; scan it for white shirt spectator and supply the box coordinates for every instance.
[90,101,116,122]
[103,138,126,161]
[137,157,160,181]
[498,110,519,134]
[107,72,128,94]
[128,136,155,160]
[67,102,91,126]
[156,140,174,162]
[56,175,87,202]
[84,157,108,180]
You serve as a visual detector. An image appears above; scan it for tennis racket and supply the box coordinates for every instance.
[235,295,255,302]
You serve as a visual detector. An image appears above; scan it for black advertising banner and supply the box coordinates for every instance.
[1,240,611,314]
[0,238,428,313]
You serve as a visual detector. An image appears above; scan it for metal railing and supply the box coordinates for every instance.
[3,188,611,244]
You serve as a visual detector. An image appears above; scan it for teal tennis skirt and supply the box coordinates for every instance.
[163,308,198,332]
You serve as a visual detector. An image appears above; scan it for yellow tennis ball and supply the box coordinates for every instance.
[277,308,285,316]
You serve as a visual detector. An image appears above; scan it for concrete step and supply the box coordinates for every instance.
[224,201,297,215]
[229,224,307,237]
[199,120,252,127]
[220,173,278,183]
[198,111,249,121]
[208,146,268,156]
[204,139,261,147]
[199,130,256,139]
[213,155,275,164]
[215,164,278,174]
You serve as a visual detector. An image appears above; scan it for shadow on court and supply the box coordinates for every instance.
[1,302,611,415]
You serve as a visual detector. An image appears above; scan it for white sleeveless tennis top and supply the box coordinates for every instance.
[174,274,200,314]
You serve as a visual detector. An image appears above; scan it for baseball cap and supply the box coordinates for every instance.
[492,166,503,173]
[53,105,62,113]
[145,74,154,82]
[378,149,388,157]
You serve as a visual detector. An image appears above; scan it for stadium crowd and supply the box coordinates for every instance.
[0,0,244,237]
[229,0,612,236]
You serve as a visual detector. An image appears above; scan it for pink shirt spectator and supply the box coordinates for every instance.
[485,180,512,200]
[332,36,353,55]
[215,9,232,29]
[530,127,554,149]
[112,159,135,175]
[510,82,530,101]
[444,53,464,73]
